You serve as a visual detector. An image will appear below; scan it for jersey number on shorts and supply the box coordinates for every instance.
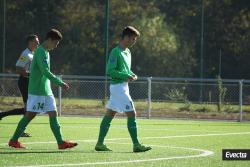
[33,102,45,110]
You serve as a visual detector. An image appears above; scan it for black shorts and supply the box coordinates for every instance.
[18,76,29,103]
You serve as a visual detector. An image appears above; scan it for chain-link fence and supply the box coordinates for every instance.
[1,1,250,122]
[0,74,250,121]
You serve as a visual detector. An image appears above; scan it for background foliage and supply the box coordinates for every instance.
[0,0,250,79]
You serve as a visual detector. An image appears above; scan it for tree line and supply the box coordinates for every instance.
[0,0,250,79]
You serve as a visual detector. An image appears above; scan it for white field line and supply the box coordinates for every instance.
[3,132,250,166]
[1,131,250,146]
[0,124,231,133]
[62,125,228,133]
[9,142,214,167]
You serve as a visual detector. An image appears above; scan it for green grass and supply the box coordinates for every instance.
[0,116,250,167]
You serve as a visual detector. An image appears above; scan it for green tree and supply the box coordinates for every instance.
[2,0,250,79]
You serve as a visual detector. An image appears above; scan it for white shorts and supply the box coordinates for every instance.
[27,94,57,113]
[106,82,135,113]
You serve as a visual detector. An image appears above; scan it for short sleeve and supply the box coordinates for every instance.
[16,54,30,68]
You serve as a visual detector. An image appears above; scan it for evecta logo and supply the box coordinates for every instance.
[222,149,250,160]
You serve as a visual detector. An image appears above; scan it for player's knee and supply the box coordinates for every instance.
[106,110,116,118]
[125,111,136,117]
[25,111,36,120]
[47,111,57,117]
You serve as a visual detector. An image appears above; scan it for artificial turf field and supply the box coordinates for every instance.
[0,116,249,167]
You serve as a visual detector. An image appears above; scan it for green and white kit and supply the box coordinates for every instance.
[27,45,64,112]
[106,45,135,112]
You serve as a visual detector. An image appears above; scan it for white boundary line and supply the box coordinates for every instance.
[2,131,250,167]
[1,131,250,146]
[60,125,228,133]
[0,124,233,133]
[97,131,250,141]
[8,142,213,167]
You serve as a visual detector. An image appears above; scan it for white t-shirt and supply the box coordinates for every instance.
[15,48,33,72]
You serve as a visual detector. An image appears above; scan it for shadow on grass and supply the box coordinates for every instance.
[0,149,91,154]
[0,150,132,154]
[0,151,69,154]
[0,122,98,125]
[0,147,133,154]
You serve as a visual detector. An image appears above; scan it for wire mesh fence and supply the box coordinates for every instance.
[0,74,250,121]
[1,1,250,122]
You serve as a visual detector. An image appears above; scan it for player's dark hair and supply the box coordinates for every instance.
[26,34,38,43]
[121,26,140,39]
[46,29,63,41]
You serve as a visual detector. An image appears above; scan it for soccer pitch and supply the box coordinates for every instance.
[0,116,249,167]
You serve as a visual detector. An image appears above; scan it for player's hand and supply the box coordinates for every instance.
[128,75,137,81]
[133,75,138,80]
[62,82,70,90]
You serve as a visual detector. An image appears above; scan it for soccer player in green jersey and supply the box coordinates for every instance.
[8,29,78,149]
[95,26,152,152]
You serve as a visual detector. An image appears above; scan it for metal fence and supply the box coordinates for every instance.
[0,73,250,121]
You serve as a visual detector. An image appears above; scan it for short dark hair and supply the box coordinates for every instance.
[26,34,38,43]
[121,26,140,39]
[46,29,62,41]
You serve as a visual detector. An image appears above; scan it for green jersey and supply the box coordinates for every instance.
[28,45,64,95]
[107,45,135,84]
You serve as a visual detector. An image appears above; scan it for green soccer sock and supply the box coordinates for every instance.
[97,115,113,144]
[11,116,30,141]
[127,115,139,145]
[49,116,64,144]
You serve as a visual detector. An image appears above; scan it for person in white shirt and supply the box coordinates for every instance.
[0,34,39,137]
